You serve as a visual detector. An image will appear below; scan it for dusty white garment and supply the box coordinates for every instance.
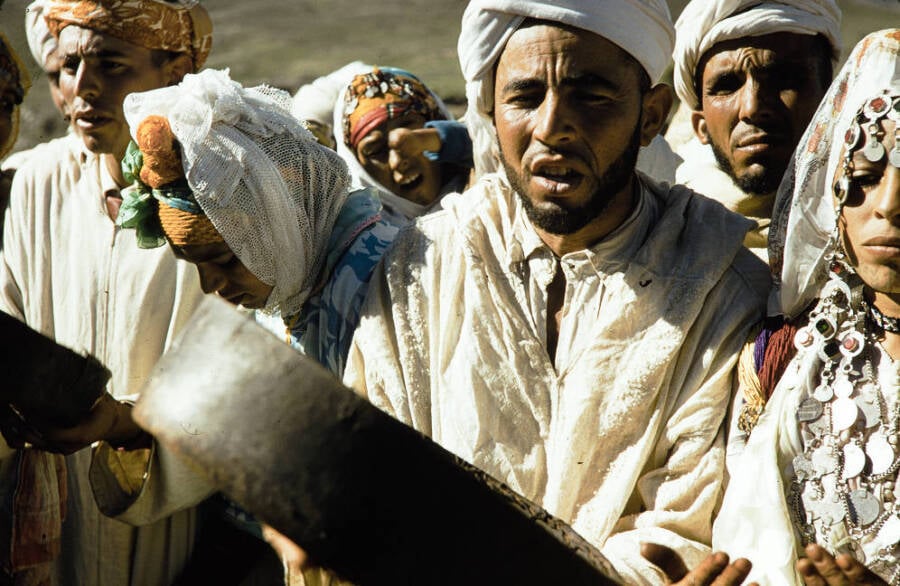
[672,0,842,110]
[676,137,773,261]
[0,134,213,585]
[455,0,676,179]
[344,172,768,584]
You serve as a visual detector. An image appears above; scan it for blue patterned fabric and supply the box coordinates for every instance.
[257,188,399,376]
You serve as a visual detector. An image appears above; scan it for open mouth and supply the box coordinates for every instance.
[532,165,583,194]
[397,172,423,190]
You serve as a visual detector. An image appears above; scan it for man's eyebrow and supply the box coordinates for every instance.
[500,78,545,94]
[560,73,619,92]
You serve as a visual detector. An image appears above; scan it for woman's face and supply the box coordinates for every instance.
[839,117,900,296]
[171,241,274,309]
[354,113,443,206]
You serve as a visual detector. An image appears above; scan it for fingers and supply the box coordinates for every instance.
[798,545,887,586]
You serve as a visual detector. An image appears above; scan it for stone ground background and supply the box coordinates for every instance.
[1,0,898,153]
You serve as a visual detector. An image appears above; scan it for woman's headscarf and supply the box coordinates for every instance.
[120,68,352,318]
[0,31,31,160]
[768,29,900,318]
[333,66,454,221]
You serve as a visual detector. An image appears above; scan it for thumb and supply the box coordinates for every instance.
[641,542,689,582]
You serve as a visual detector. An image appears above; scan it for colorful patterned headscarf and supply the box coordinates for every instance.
[0,30,31,159]
[43,0,213,71]
[341,67,445,151]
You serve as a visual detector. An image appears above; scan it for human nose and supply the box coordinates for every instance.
[71,62,100,102]
[873,167,900,221]
[738,79,776,125]
[389,148,410,176]
[533,92,575,147]
[196,264,227,296]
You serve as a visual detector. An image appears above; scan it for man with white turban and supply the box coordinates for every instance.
[344,1,769,583]
[0,1,213,584]
[670,0,841,261]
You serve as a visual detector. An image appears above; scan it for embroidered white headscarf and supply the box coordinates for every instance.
[768,29,900,318]
[124,68,352,317]
[456,0,675,178]
[672,0,842,110]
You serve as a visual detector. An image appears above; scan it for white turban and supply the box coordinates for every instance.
[673,0,842,110]
[24,0,57,70]
[292,61,372,127]
[457,0,674,177]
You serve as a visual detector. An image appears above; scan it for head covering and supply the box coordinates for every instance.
[673,0,842,110]
[119,68,352,317]
[43,0,213,71]
[768,29,900,318]
[25,0,58,70]
[333,66,455,221]
[291,61,371,130]
[0,30,31,159]
[457,0,674,177]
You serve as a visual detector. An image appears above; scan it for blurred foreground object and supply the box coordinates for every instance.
[133,296,621,586]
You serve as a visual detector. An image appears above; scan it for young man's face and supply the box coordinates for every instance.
[57,25,175,159]
[692,32,830,196]
[492,23,662,236]
[839,118,900,297]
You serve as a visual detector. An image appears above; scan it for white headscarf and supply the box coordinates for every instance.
[672,0,842,110]
[24,0,57,70]
[292,61,371,128]
[124,68,352,317]
[457,0,675,178]
[768,29,900,318]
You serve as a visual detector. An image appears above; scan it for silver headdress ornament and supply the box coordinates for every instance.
[789,87,900,583]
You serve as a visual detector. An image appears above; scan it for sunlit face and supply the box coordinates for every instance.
[171,241,274,309]
[693,33,830,196]
[354,113,443,206]
[58,26,173,158]
[839,118,900,296]
[493,23,659,237]
[44,50,69,121]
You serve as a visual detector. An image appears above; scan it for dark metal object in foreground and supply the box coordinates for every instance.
[133,296,620,585]
[0,310,108,426]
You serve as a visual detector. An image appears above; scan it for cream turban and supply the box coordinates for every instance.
[44,0,213,71]
[673,0,842,110]
[25,0,57,70]
[457,0,674,177]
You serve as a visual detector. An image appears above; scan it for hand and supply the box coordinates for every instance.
[797,544,887,585]
[388,127,442,159]
[261,524,308,582]
[641,543,757,586]
[1,394,149,454]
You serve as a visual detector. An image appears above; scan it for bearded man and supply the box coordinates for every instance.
[0,1,213,584]
[344,1,770,584]
[671,0,841,261]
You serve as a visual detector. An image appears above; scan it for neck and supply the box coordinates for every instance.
[871,291,900,360]
[535,177,638,258]
[103,153,128,188]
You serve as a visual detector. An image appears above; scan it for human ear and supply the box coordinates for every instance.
[691,110,710,145]
[639,84,674,146]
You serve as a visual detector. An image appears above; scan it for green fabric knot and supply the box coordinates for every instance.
[116,141,201,249]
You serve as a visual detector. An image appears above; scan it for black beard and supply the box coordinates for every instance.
[503,123,642,236]
[710,140,785,196]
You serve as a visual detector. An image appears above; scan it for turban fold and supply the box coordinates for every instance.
[44,0,213,71]
[673,0,841,109]
[341,67,445,150]
[25,0,58,70]
[457,0,674,177]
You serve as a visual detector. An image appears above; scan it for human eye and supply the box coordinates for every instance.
[360,137,387,159]
[61,55,80,75]
[100,59,129,74]
[707,71,742,96]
